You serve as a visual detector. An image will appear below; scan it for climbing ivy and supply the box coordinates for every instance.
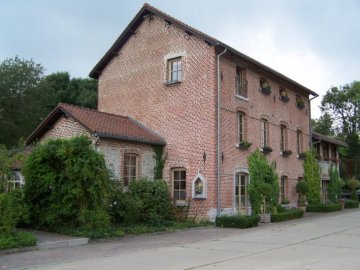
[248,150,279,214]
[152,145,166,180]
[328,165,341,202]
[303,149,321,204]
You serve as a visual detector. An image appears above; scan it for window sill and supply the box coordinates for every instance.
[175,200,188,207]
[166,80,182,86]
[235,94,249,101]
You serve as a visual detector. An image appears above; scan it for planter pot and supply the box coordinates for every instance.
[260,213,271,223]
[280,96,289,102]
[338,200,345,210]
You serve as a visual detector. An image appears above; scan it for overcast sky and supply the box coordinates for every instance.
[2,0,359,118]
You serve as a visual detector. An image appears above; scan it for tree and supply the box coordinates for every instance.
[248,150,279,214]
[328,165,341,203]
[320,81,360,157]
[311,112,335,136]
[303,150,321,204]
[43,72,97,110]
[0,56,52,147]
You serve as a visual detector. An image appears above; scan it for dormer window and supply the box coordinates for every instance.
[167,57,182,83]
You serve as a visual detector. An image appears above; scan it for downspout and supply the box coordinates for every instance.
[216,46,227,217]
[308,94,318,149]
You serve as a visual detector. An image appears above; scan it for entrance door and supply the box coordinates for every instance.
[235,173,249,215]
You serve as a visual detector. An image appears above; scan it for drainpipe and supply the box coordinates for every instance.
[308,94,318,149]
[216,46,227,217]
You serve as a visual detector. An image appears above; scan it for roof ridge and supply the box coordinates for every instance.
[58,103,128,119]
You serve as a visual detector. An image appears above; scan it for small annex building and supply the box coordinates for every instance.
[26,103,165,183]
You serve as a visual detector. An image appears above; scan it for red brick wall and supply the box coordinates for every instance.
[219,55,310,208]
[98,15,218,218]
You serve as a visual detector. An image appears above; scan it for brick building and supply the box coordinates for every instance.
[28,4,323,220]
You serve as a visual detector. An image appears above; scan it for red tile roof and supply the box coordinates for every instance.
[26,103,165,145]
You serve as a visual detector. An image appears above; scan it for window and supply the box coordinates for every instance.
[297,130,303,154]
[280,125,288,151]
[167,57,182,83]
[331,145,337,161]
[280,176,287,203]
[323,144,330,160]
[237,112,245,143]
[8,171,23,191]
[123,154,137,186]
[235,67,247,98]
[260,118,269,148]
[235,173,249,215]
[173,169,186,201]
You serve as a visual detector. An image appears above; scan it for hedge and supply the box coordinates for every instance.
[0,231,37,250]
[215,215,260,229]
[271,208,304,222]
[345,199,359,209]
[306,203,342,212]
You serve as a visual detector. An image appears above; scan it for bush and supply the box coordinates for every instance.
[0,193,17,234]
[271,208,304,222]
[55,226,124,239]
[22,136,112,230]
[296,181,309,195]
[0,231,37,250]
[215,215,260,229]
[306,203,342,212]
[248,150,279,214]
[304,150,321,204]
[109,179,173,226]
[345,199,359,208]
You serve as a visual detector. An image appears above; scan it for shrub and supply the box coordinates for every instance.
[0,193,17,234]
[296,181,309,195]
[271,208,304,222]
[306,203,342,212]
[345,199,359,208]
[22,136,112,229]
[0,231,37,250]
[215,215,260,229]
[328,166,342,202]
[248,150,279,214]
[303,150,321,204]
[347,179,360,201]
[109,179,173,226]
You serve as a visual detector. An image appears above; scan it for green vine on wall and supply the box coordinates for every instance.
[152,145,166,180]
[303,149,321,204]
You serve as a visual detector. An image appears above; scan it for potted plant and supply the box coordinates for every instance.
[296,97,305,109]
[337,179,346,209]
[280,89,289,102]
[258,182,272,223]
[260,81,271,94]
[238,141,252,150]
[347,178,360,202]
[281,149,292,157]
[296,180,309,211]
[261,146,273,154]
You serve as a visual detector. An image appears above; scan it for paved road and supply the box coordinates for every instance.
[1,209,360,270]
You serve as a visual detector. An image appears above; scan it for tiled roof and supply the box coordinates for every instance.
[89,3,318,97]
[26,103,165,145]
[312,131,347,147]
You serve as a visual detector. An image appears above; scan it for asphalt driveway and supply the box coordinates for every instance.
[1,209,360,270]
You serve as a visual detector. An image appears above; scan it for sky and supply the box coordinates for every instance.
[1,0,360,118]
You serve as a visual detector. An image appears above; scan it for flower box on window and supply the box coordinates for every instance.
[296,98,305,109]
[259,80,271,94]
[279,89,289,102]
[237,141,252,150]
[298,152,306,160]
[261,146,273,154]
[281,149,292,157]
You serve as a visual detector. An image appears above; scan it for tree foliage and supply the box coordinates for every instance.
[311,112,335,136]
[0,57,98,147]
[22,136,111,229]
[303,150,321,204]
[328,165,342,202]
[320,81,360,157]
[247,150,279,214]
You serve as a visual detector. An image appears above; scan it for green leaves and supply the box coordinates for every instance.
[303,150,321,204]
[22,136,111,229]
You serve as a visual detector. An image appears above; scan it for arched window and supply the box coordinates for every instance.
[280,124,288,151]
[237,112,245,143]
[235,172,249,215]
[296,129,303,154]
